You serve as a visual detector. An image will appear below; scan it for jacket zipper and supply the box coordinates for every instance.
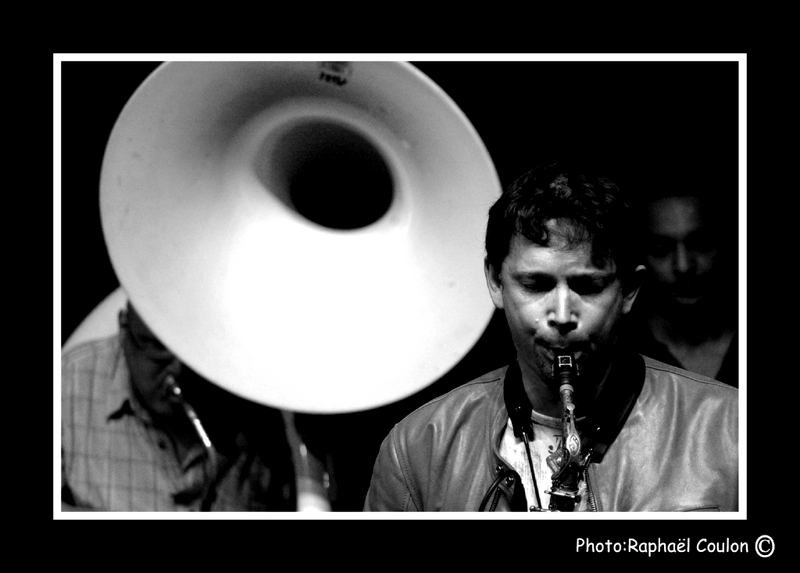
[585,465,598,511]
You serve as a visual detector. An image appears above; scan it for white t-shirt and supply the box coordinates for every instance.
[498,410,588,511]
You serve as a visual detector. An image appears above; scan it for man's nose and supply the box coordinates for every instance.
[546,284,578,334]
[674,243,694,274]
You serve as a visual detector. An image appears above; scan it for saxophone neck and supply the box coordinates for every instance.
[555,351,582,459]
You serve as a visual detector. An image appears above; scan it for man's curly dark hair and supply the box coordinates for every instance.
[485,162,642,281]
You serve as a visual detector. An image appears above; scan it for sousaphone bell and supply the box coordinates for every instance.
[93,60,500,413]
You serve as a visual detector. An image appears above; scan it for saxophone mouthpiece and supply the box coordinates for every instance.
[554,351,577,386]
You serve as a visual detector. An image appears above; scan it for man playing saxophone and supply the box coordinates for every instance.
[364,162,738,511]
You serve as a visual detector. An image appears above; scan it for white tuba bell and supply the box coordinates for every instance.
[96,60,501,414]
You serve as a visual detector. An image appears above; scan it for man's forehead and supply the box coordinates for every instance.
[648,196,704,236]
[507,233,616,274]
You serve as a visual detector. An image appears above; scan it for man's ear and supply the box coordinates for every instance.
[484,258,505,310]
[621,264,648,314]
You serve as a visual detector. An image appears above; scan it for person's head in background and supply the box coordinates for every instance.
[119,302,183,419]
[636,175,737,323]
[644,193,719,307]
[118,302,276,454]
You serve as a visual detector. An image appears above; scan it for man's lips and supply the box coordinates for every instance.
[670,277,706,299]
[538,342,588,364]
[539,339,587,352]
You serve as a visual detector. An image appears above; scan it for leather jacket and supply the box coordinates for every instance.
[363,353,738,511]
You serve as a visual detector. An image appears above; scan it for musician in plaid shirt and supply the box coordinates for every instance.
[61,302,296,511]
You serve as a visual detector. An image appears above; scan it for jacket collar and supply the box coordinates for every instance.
[502,349,645,462]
